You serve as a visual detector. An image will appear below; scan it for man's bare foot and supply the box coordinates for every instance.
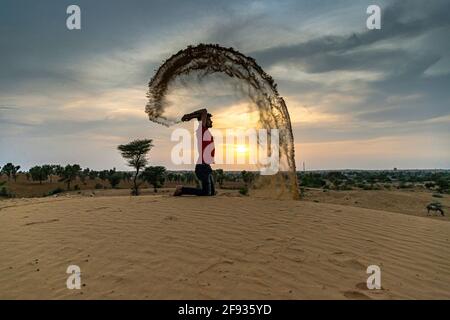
[173,185,183,196]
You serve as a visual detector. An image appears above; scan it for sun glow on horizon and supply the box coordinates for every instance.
[236,144,248,154]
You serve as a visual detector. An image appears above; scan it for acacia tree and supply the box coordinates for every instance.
[88,170,98,180]
[142,166,166,192]
[59,164,81,190]
[29,166,48,184]
[117,139,153,196]
[41,165,53,183]
[1,163,20,181]
[12,164,20,182]
[52,165,64,179]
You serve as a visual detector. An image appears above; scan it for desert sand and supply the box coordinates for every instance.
[0,190,449,299]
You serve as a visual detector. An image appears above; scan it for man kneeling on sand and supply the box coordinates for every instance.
[174,108,216,196]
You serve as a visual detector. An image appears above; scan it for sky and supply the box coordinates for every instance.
[0,0,449,171]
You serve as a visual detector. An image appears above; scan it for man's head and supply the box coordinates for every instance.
[206,113,213,128]
[206,113,212,128]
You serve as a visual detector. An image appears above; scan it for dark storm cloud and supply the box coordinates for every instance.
[244,0,450,124]
[250,0,450,68]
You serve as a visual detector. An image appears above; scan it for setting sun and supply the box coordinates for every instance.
[236,144,248,154]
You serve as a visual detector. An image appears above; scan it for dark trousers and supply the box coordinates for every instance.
[181,164,215,196]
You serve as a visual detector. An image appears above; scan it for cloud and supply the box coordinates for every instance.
[250,0,450,68]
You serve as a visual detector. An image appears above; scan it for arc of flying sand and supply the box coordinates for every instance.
[145,43,299,199]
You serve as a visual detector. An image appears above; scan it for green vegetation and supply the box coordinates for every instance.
[297,170,450,192]
[47,187,64,196]
[29,166,49,184]
[241,170,255,187]
[117,139,153,196]
[1,163,21,181]
[1,155,449,200]
[214,169,225,188]
[141,166,167,192]
[106,169,122,189]
[239,186,249,196]
[59,164,82,190]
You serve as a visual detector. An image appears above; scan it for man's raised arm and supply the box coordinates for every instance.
[181,108,208,127]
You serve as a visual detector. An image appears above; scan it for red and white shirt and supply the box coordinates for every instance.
[196,124,215,165]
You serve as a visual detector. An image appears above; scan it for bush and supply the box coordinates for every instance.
[48,187,64,196]
[0,187,8,197]
[398,182,413,189]
[436,179,449,193]
[425,182,435,189]
[74,184,80,191]
[239,186,249,196]
[94,183,103,189]
[0,187,14,198]
[299,173,326,188]
[107,172,122,189]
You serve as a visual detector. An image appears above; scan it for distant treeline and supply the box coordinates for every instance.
[0,161,257,198]
[2,160,449,198]
[298,170,450,193]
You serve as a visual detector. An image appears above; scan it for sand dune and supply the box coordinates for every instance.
[0,192,449,299]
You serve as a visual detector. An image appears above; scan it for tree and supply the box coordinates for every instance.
[436,178,449,193]
[142,166,166,192]
[107,168,122,189]
[167,172,175,183]
[122,172,132,183]
[185,172,195,184]
[12,164,20,182]
[52,165,64,178]
[99,170,109,181]
[59,164,81,190]
[214,169,225,188]
[1,163,20,181]
[29,166,48,184]
[80,168,91,184]
[41,165,53,182]
[241,170,255,187]
[117,139,153,195]
[88,170,98,180]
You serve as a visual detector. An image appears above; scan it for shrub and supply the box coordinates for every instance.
[239,186,249,196]
[399,182,413,189]
[0,186,8,197]
[424,182,435,189]
[48,187,64,196]
[94,183,103,189]
[0,187,14,198]
[141,166,166,192]
[107,171,122,189]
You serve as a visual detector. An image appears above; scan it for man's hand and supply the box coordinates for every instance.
[181,109,207,122]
